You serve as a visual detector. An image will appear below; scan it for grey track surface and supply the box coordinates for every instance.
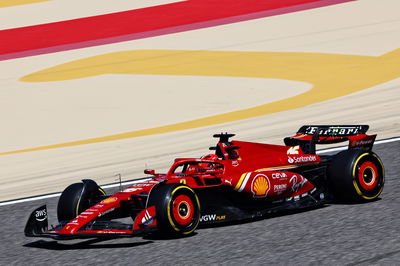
[1,141,399,265]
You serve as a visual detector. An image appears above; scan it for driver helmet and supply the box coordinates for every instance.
[201,154,219,161]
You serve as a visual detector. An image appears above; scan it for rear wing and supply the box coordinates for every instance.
[284,125,376,154]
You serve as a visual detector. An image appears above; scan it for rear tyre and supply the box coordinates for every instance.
[57,179,105,222]
[147,183,200,237]
[327,149,384,202]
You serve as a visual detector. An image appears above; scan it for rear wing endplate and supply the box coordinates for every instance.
[284,125,375,154]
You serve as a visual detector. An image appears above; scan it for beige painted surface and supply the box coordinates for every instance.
[0,0,399,201]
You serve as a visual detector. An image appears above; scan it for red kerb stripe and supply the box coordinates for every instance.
[0,0,354,59]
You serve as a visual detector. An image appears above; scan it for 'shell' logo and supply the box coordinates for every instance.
[251,174,270,198]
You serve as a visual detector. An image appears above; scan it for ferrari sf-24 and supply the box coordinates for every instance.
[25,125,385,239]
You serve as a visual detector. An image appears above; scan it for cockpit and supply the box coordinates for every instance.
[170,160,224,176]
[167,158,225,186]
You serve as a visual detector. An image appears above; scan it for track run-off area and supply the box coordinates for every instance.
[0,0,399,264]
[0,0,399,201]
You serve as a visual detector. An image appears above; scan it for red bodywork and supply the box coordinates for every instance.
[28,126,376,238]
[50,140,322,237]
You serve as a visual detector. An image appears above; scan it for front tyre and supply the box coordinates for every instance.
[57,179,105,222]
[148,183,200,237]
[327,149,384,202]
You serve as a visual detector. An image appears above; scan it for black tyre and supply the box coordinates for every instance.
[327,149,384,202]
[57,179,105,222]
[147,183,200,236]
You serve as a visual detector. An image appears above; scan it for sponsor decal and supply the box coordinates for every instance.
[272,172,287,179]
[290,175,306,192]
[290,175,299,192]
[200,214,226,222]
[81,211,94,215]
[304,126,363,136]
[273,184,287,193]
[232,160,239,167]
[224,179,233,185]
[67,219,79,225]
[122,187,142,193]
[35,209,47,222]
[97,231,121,234]
[101,197,118,204]
[354,140,373,145]
[98,208,115,217]
[141,210,154,226]
[287,146,300,155]
[94,204,104,208]
[350,138,375,147]
[133,183,152,187]
[287,155,317,164]
[251,174,270,198]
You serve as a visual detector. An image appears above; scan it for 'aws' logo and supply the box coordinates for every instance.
[35,209,47,222]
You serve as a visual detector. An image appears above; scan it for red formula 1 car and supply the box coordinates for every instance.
[25,125,385,239]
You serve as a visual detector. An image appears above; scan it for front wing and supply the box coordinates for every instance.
[24,205,158,239]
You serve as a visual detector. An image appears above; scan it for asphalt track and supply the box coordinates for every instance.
[0,140,398,265]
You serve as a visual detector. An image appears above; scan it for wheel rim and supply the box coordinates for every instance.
[357,161,378,191]
[171,194,194,226]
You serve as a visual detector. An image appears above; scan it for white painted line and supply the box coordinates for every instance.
[374,137,400,144]
[0,177,149,207]
[317,137,400,154]
[0,137,398,207]
[317,146,348,154]
[0,193,62,207]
